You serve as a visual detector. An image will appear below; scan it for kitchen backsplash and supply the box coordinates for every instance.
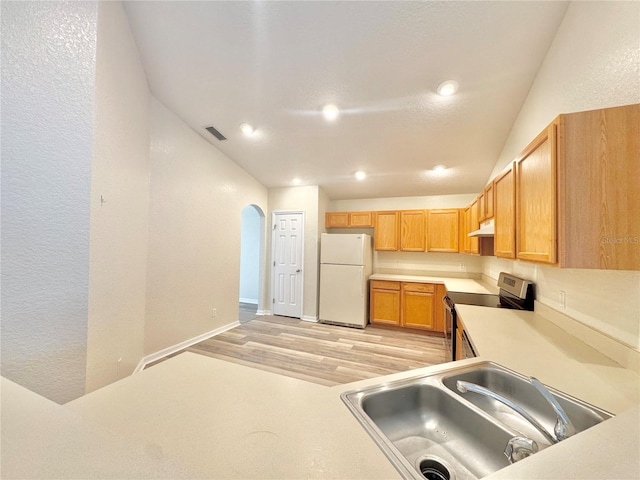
[374,251,484,278]
[483,256,640,352]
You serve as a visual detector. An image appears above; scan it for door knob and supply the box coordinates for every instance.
[296,269,301,273]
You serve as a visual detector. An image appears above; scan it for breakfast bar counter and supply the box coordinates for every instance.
[3,304,639,480]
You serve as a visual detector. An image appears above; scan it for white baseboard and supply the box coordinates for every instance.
[257,309,271,316]
[302,315,318,323]
[239,297,258,305]
[133,320,240,373]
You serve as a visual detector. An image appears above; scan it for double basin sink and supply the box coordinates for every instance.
[341,361,612,480]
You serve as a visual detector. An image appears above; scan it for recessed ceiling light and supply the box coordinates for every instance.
[292,177,302,185]
[436,80,458,96]
[322,104,340,121]
[240,123,255,135]
[428,164,451,178]
[355,171,366,181]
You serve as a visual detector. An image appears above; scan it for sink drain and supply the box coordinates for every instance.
[418,457,452,480]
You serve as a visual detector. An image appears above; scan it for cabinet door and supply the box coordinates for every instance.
[516,124,557,264]
[370,287,400,325]
[401,283,435,330]
[400,210,426,252]
[374,211,399,251]
[478,192,486,222]
[485,183,495,219]
[325,212,349,228]
[349,211,374,227]
[558,104,640,270]
[468,199,479,254]
[494,166,516,259]
[460,207,470,253]
[428,210,459,252]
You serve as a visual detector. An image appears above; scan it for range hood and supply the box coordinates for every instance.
[468,219,495,237]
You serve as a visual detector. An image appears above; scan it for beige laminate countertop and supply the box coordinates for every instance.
[369,273,499,295]
[4,305,639,480]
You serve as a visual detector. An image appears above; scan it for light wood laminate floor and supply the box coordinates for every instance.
[148,316,448,385]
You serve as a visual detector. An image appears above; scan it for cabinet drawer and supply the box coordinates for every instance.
[401,282,435,293]
[370,280,400,291]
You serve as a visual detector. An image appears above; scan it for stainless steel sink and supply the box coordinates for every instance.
[441,363,613,446]
[341,361,613,480]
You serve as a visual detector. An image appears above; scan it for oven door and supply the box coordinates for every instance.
[442,295,456,362]
[461,329,477,359]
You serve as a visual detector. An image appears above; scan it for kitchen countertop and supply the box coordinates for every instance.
[3,304,639,479]
[456,305,640,415]
[369,273,499,295]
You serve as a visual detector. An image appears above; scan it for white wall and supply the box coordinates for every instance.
[485,1,640,351]
[1,1,98,403]
[85,2,151,393]
[268,186,321,321]
[331,194,477,212]
[144,98,268,355]
[490,1,640,178]
[239,206,262,304]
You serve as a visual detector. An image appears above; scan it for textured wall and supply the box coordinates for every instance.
[331,194,477,212]
[85,1,150,393]
[1,1,98,403]
[491,1,640,178]
[144,98,268,355]
[484,1,640,351]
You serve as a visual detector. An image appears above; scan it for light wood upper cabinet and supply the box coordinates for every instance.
[557,104,639,269]
[478,192,486,223]
[484,182,495,219]
[516,123,557,264]
[400,210,427,252]
[465,199,479,254]
[501,103,639,269]
[494,166,516,259]
[325,212,349,228]
[349,211,374,227]
[374,211,399,251]
[428,209,459,252]
[325,211,374,228]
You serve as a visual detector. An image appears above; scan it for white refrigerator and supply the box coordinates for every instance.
[319,233,372,328]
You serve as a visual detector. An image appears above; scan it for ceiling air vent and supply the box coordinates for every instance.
[204,125,226,141]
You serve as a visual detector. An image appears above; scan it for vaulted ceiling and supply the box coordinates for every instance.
[123,1,569,199]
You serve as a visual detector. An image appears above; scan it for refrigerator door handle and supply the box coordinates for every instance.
[361,269,364,297]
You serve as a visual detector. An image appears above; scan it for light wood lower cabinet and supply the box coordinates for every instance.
[369,280,400,325]
[370,281,443,333]
[401,282,435,330]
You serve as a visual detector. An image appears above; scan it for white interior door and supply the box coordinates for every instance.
[272,212,303,318]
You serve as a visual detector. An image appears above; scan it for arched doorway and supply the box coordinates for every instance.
[239,204,265,323]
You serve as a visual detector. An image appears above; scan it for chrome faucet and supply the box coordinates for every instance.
[456,380,557,444]
[456,378,576,445]
[528,377,577,441]
[504,436,538,464]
